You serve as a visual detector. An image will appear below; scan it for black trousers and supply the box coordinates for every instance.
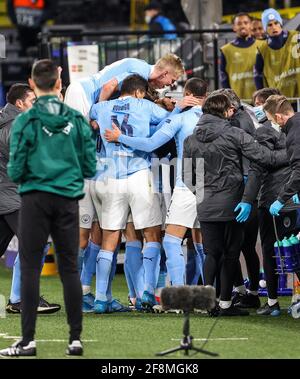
[19,191,82,344]
[201,220,244,301]
[234,203,260,291]
[0,210,19,258]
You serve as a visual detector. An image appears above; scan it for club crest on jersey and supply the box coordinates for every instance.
[81,214,91,225]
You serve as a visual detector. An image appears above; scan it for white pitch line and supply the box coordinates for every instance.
[171,337,249,341]
[0,333,98,343]
[35,339,98,343]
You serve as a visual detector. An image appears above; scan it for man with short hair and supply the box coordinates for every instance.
[251,18,266,40]
[0,83,61,315]
[265,96,300,215]
[220,12,263,100]
[0,59,96,357]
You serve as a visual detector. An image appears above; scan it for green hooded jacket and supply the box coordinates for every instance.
[7,95,96,199]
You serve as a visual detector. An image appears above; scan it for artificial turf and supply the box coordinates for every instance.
[0,264,300,359]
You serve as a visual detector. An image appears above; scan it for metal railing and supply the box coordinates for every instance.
[38,28,234,90]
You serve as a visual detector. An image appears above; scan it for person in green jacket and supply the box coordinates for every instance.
[0,59,96,358]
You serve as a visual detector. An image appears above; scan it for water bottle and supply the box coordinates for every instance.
[291,301,300,319]
[274,240,284,274]
[289,235,300,270]
[282,237,294,273]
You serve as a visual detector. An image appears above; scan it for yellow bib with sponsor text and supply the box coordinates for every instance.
[258,31,300,98]
[221,40,263,101]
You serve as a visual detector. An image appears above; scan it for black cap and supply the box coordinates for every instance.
[145,1,162,11]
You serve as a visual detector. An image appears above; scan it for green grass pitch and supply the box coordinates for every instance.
[0,265,300,359]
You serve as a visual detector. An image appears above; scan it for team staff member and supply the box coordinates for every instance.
[182,93,289,317]
[0,83,61,315]
[214,89,260,309]
[0,59,96,357]
[220,13,263,100]
[254,8,300,97]
[240,94,299,316]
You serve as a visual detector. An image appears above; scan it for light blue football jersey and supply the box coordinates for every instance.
[90,96,171,179]
[118,106,203,187]
[79,58,153,106]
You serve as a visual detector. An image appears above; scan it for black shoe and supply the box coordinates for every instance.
[231,291,246,305]
[37,296,61,314]
[234,293,261,309]
[6,300,21,314]
[256,302,281,316]
[66,340,83,356]
[0,340,36,357]
[207,303,220,317]
[219,304,249,316]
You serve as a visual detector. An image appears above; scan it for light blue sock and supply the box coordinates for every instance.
[106,246,119,302]
[78,247,86,273]
[10,244,48,304]
[186,247,198,285]
[9,253,21,303]
[81,241,100,286]
[193,242,205,283]
[164,233,185,286]
[124,259,136,299]
[125,241,144,299]
[96,250,113,301]
[143,242,161,295]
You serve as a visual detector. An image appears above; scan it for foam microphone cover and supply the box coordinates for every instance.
[161,286,194,311]
[192,285,216,311]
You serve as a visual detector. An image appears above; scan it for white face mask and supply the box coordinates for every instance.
[145,15,152,24]
[253,105,266,121]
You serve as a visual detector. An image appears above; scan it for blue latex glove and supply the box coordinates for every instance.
[269,200,284,216]
[293,194,300,204]
[234,202,252,222]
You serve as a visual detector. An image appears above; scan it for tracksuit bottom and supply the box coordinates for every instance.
[201,220,244,301]
[19,191,82,344]
[0,210,19,257]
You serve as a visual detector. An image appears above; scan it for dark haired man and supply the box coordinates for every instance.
[0,83,61,315]
[0,59,96,357]
[220,13,263,100]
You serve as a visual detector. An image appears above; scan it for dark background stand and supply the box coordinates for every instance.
[156,311,219,357]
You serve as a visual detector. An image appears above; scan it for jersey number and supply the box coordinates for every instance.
[111,113,133,147]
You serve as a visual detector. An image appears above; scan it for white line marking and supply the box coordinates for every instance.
[0,333,98,343]
[171,337,249,341]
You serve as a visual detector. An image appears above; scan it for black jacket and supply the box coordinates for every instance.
[182,114,287,222]
[277,112,300,203]
[230,106,256,175]
[242,122,296,209]
[0,103,21,214]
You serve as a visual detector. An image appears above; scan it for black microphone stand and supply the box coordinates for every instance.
[156,311,219,357]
